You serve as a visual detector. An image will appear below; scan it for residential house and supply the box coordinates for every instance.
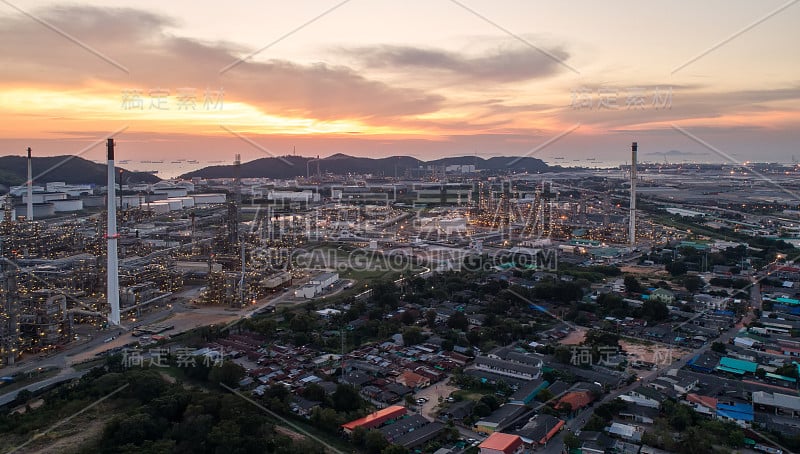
[341,405,407,434]
[716,357,758,375]
[380,414,428,442]
[473,356,541,381]
[752,391,800,419]
[650,288,675,304]
[619,406,659,424]
[621,386,662,409]
[607,422,644,442]
[577,431,614,454]
[716,401,754,427]
[396,370,430,389]
[290,397,320,418]
[687,352,720,373]
[512,414,564,448]
[393,422,445,449]
[440,400,474,422]
[475,404,528,435]
[509,379,549,405]
[556,390,595,413]
[684,393,718,418]
[478,432,524,454]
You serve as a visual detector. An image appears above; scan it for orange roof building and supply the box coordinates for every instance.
[396,370,430,389]
[341,405,407,434]
[556,390,595,411]
[479,432,524,454]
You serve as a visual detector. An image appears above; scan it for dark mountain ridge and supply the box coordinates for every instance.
[0,155,160,190]
[180,154,553,179]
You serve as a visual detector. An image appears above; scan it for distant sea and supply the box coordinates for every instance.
[96,160,216,179]
[100,158,635,180]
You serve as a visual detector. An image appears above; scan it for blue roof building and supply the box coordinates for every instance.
[716,357,758,375]
[716,402,753,427]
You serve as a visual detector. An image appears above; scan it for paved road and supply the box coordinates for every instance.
[751,282,762,311]
[0,368,88,407]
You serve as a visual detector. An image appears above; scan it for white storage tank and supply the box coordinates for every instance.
[193,193,227,205]
[145,202,171,214]
[81,195,105,207]
[23,192,67,204]
[121,195,141,208]
[16,203,56,218]
[52,199,83,212]
[172,197,195,208]
[155,188,188,198]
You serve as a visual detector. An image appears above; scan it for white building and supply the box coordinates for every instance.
[268,190,319,203]
[193,193,227,205]
[310,272,339,288]
[295,284,319,299]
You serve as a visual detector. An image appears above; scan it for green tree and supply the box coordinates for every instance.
[14,389,33,406]
[425,309,437,328]
[303,383,326,402]
[351,426,367,446]
[668,404,693,431]
[536,389,554,403]
[553,346,573,364]
[365,430,388,454]
[479,394,500,411]
[382,445,409,454]
[683,275,703,293]
[399,310,416,325]
[332,384,361,412]
[402,326,425,345]
[564,432,581,449]
[641,299,669,322]
[624,275,643,293]
[667,260,688,276]
[710,342,727,354]
[208,361,246,389]
[473,402,491,417]
[448,312,469,331]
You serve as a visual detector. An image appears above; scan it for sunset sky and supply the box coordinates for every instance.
[1,0,799,167]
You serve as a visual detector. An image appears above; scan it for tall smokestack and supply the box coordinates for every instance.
[106,138,120,326]
[630,142,637,247]
[26,147,33,221]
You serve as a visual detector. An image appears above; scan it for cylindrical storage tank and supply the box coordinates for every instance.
[28,203,55,217]
[146,202,171,214]
[146,193,168,202]
[177,197,195,208]
[121,195,141,208]
[43,192,68,202]
[155,188,188,198]
[192,193,226,205]
[52,199,83,212]
[81,195,105,207]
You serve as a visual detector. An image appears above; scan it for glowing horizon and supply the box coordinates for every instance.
[2,1,799,164]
